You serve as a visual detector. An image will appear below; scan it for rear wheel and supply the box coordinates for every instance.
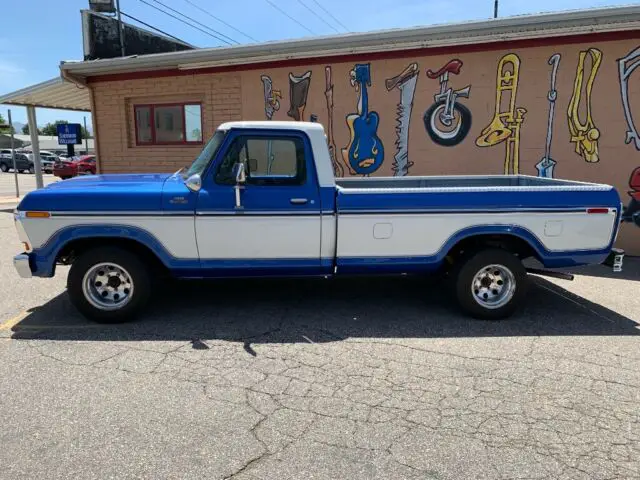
[0,163,8,172]
[450,248,527,320]
[68,246,151,323]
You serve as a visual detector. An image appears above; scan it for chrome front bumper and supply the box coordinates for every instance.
[13,254,32,278]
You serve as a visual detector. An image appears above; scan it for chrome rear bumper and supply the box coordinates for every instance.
[603,248,624,273]
[13,254,32,278]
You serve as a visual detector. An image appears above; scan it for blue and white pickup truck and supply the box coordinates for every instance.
[13,121,624,322]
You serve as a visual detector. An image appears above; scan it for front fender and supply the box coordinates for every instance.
[29,224,198,277]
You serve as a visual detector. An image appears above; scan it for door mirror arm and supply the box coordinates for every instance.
[232,162,246,209]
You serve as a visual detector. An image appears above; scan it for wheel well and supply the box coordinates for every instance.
[56,237,168,275]
[445,234,539,263]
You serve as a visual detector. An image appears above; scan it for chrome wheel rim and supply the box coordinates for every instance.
[82,262,134,311]
[471,264,516,310]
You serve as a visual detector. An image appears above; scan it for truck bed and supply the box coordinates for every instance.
[334,174,622,271]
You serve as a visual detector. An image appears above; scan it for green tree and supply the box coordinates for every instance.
[0,114,15,134]
[41,120,91,139]
[22,124,43,135]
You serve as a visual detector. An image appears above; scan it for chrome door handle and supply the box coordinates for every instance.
[290,198,308,205]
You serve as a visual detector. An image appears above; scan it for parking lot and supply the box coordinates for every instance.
[0,207,639,479]
[0,171,58,200]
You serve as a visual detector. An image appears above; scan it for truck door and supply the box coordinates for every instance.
[195,129,325,276]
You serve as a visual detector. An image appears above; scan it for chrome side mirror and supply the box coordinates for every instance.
[232,162,246,184]
[185,173,202,192]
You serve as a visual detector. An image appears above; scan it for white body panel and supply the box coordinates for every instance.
[22,216,199,259]
[336,211,617,258]
[195,215,321,259]
[21,209,616,265]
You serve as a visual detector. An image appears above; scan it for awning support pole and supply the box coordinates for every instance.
[26,105,43,189]
[8,109,19,198]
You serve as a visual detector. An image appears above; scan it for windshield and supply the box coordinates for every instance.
[182,130,226,179]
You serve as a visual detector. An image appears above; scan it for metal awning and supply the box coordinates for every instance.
[0,77,90,111]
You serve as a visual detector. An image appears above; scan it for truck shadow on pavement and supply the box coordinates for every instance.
[9,275,640,344]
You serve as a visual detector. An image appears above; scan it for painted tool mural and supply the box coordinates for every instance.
[385,63,419,176]
[324,66,344,177]
[253,41,637,190]
[287,71,312,121]
[476,53,527,175]
[342,63,384,176]
[423,59,472,147]
[568,48,602,163]
[260,75,281,120]
[618,46,640,151]
[536,53,561,179]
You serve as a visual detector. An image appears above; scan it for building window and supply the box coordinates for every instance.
[134,103,203,145]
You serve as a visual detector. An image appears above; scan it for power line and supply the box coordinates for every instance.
[308,0,349,32]
[144,0,239,44]
[120,11,193,46]
[181,0,259,43]
[264,0,317,35]
[138,0,237,45]
[296,0,339,33]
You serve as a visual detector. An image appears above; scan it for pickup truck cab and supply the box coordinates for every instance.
[13,121,624,322]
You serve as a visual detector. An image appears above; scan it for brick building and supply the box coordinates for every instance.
[49,6,640,254]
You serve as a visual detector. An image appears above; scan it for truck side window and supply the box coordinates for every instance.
[216,135,306,186]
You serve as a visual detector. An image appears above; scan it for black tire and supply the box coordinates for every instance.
[0,163,8,172]
[68,246,151,323]
[423,101,472,147]
[28,165,35,174]
[61,176,71,180]
[450,248,527,320]
[18,170,24,174]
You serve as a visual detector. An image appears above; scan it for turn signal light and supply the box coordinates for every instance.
[25,211,51,218]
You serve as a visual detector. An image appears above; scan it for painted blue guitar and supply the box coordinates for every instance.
[341,63,384,176]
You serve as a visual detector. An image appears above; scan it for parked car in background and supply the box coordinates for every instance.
[0,152,34,173]
[25,153,55,174]
[53,155,96,179]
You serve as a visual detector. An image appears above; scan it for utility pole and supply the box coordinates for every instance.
[8,110,19,198]
[115,0,125,56]
[84,116,89,154]
[494,0,499,18]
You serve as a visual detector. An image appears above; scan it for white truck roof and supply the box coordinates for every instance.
[218,121,325,133]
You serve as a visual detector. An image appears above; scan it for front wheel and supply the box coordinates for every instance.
[0,163,8,172]
[28,165,35,174]
[68,246,151,323]
[451,248,527,320]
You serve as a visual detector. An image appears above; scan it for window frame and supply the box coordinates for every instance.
[214,134,307,187]
[133,102,203,146]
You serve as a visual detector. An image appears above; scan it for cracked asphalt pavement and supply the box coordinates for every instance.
[1,208,639,479]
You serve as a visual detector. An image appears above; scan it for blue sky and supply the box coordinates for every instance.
[0,0,632,128]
